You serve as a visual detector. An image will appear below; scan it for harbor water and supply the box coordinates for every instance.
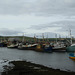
[0,47,75,73]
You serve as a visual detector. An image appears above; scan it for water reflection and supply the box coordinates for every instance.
[0,48,75,72]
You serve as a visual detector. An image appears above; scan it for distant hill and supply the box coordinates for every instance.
[0,36,74,43]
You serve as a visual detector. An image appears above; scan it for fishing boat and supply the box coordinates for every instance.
[52,34,66,52]
[52,42,66,52]
[66,29,75,52]
[35,44,52,52]
[35,33,52,52]
[69,52,75,60]
[66,44,75,52]
[66,37,75,52]
[0,41,8,47]
[44,44,52,52]
[0,42,4,47]
[35,44,43,52]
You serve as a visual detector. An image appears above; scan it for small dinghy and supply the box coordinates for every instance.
[69,52,75,60]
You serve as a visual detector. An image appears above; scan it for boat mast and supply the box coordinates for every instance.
[69,29,72,45]
[42,33,44,43]
[47,33,48,42]
[34,34,36,43]
[22,33,24,43]
[55,34,57,44]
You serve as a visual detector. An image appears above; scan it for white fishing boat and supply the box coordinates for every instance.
[7,43,18,48]
[52,34,66,52]
[18,43,38,50]
[52,42,66,52]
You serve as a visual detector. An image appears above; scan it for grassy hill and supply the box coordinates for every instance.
[0,36,74,43]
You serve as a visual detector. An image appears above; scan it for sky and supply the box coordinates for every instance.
[0,0,75,38]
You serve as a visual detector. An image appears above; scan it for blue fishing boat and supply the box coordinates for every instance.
[0,42,4,47]
[44,44,52,52]
[36,44,52,52]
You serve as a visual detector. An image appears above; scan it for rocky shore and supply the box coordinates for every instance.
[1,61,75,75]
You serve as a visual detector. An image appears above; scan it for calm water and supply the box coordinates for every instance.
[0,47,75,73]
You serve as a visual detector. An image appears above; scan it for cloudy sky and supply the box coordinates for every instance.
[0,0,75,38]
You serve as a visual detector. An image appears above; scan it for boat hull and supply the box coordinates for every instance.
[69,57,75,60]
[44,47,52,52]
[7,44,18,49]
[7,46,18,48]
[18,44,37,50]
[35,44,52,52]
[52,47,66,52]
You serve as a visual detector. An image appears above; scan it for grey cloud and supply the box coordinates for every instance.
[49,20,75,37]
[52,20,75,30]
[27,32,56,38]
[34,0,75,16]
[29,24,50,30]
[29,22,62,30]
[29,20,75,35]
[0,0,34,15]
[43,20,75,37]
[0,0,75,16]
[52,21,75,35]
[41,32,56,38]
[0,28,23,36]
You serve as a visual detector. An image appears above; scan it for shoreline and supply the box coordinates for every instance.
[1,60,75,75]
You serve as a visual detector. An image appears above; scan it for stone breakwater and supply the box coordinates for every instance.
[1,61,75,75]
